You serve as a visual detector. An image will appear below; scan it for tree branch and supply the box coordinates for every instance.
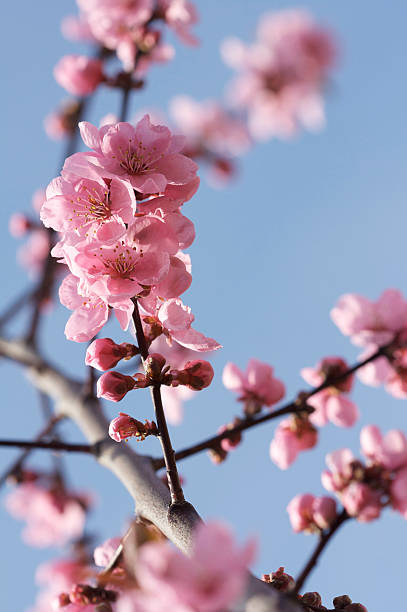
[294,509,350,594]
[0,335,297,612]
[153,345,388,469]
[0,439,92,453]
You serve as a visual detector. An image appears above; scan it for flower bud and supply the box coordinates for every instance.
[312,496,337,530]
[302,592,322,607]
[97,372,136,402]
[333,595,352,609]
[262,567,295,592]
[343,605,367,612]
[86,338,138,371]
[109,413,158,442]
[177,360,214,390]
[208,445,228,464]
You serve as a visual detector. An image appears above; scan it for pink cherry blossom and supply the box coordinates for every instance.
[357,341,407,399]
[140,297,221,352]
[64,117,198,194]
[61,15,97,43]
[5,483,87,548]
[360,425,407,470]
[9,213,32,237]
[301,357,359,428]
[331,289,407,347]
[223,359,285,409]
[97,371,137,402]
[390,468,407,517]
[17,230,50,277]
[269,416,317,469]
[134,521,256,612]
[54,55,104,96]
[312,496,337,530]
[41,175,136,238]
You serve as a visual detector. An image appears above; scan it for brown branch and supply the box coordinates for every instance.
[131,297,185,504]
[294,509,350,594]
[0,439,92,453]
[153,345,388,469]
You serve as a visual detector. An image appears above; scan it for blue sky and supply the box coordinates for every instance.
[1,1,407,610]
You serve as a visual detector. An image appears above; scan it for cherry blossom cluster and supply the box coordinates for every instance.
[222,9,336,141]
[30,521,255,612]
[5,470,90,548]
[332,289,407,398]
[40,115,220,357]
[288,424,407,529]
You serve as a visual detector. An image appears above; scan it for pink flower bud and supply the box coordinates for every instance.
[96,372,136,402]
[177,360,214,390]
[109,413,158,442]
[341,482,382,522]
[218,419,242,452]
[312,496,337,530]
[9,213,32,237]
[287,494,315,532]
[54,55,104,96]
[85,338,137,371]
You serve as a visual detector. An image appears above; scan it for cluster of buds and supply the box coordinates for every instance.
[55,584,117,608]
[262,567,294,592]
[298,591,367,611]
[97,351,214,403]
[270,411,318,470]
[287,494,337,533]
[109,414,158,443]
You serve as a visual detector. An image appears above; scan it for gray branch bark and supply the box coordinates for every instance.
[0,336,299,612]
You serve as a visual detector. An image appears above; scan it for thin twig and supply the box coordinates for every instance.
[0,415,62,487]
[153,345,388,469]
[131,298,185,504]
[294,509,350,594]
[0,439,92,453]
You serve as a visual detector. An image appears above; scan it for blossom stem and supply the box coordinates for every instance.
[294,509,350,594]
[0,415,62,487]
[153,344,388,469]
[0,439,92,453]
[131,297,185,504]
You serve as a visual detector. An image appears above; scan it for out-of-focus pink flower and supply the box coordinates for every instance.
[331,289,407,347]
[94,536,122,567]
[218,420,242,452]
[159,0,199,46]
[134,521,256,611]
[223,359,285,410]
[9,213,32,237]
[321,448,355,493]
[390,467,407,517]
[357,341,407,399]
[5,483,87,548]
[61,14,96,42]
[269,416,317,469]
[97,371,137,402]
[85,337,137,371]
[312,495,337,530]
[341,482,382,522]
[17,230,50,277]
[301,356,358,428]
[287,494,336,533]
[222,9,336,141]
[54,55,104,96]
[360,425,407,470]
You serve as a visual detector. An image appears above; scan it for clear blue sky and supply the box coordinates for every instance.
[2,1,407,610]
